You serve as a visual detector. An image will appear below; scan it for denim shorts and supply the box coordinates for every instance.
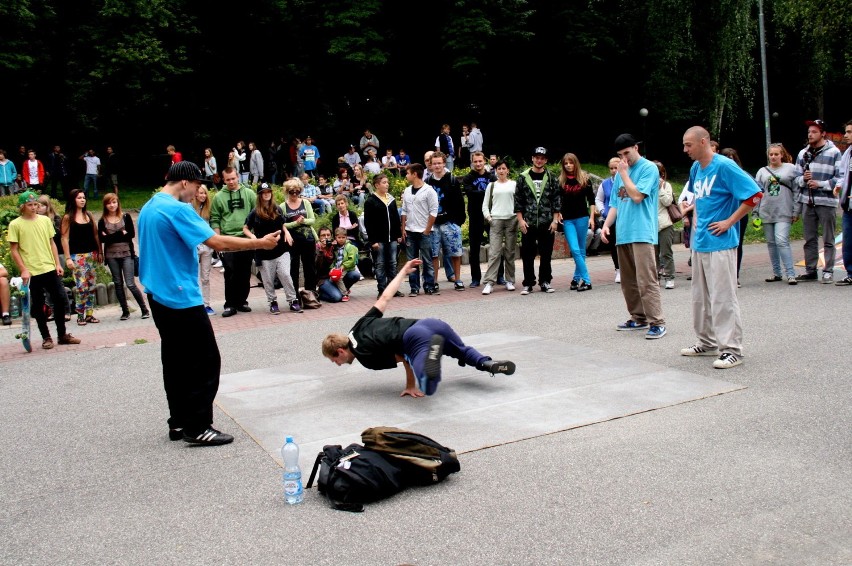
[431,222,463,258]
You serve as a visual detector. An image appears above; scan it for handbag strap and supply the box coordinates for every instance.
[125,213,137,257]
[306,451,324,489]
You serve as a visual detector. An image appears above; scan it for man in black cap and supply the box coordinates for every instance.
[514,146,561,294]
[601,133,666,339]
[139,161,280,446]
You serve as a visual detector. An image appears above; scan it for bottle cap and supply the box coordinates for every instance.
[285,435,293,443]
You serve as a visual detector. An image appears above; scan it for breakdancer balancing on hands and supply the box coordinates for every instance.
[322,258,516,397]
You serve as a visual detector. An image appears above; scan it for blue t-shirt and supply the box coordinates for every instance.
[610,157,660,244]
[687,154,760,252]
[299,145,320,171]
[138,192,215,309]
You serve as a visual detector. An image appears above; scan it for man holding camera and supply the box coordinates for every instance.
[793,119,843,283]
[210,166,257,317]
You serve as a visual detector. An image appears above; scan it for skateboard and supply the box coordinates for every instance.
[14,284,31,353]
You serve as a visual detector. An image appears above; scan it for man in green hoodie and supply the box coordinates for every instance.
[210,166,257,317]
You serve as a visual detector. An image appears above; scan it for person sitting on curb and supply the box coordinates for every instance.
[0,263,12,325]
[322,258,516,397]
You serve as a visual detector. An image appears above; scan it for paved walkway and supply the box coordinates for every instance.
[2,239,850,565]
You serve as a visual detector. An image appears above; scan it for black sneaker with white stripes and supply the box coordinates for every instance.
[417,334,445,396]
[424,335,444,381]
[183,427,234,446]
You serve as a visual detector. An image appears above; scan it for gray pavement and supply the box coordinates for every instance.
[1,242,850,565]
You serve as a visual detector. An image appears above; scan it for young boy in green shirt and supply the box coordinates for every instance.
[7,191,81,349]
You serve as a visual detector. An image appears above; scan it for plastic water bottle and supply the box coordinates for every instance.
[10,294,21,318]
[282,436,303,504]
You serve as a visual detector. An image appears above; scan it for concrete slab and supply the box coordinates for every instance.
[217,332,746,467]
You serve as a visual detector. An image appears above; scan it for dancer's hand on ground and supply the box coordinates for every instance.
[400,387,425,398]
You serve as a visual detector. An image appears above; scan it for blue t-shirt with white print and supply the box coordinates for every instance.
[687,154,760,253]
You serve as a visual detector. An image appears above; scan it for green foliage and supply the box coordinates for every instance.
[388,175,408,201]
[773,0,852,108]
[0,0,44,72]
[322,0,388,66]
[0,196,22,277]
[4,0,849,165]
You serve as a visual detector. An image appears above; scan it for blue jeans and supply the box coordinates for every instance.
[83,174,98,197]
[405,231,435,292]
[762,221,795,278]
[563,217,590,284]
[843,210,852,278]
[318,279,343,302]
[336,269,362,293]
[374,241,399,293]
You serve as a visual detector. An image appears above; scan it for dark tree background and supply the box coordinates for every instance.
[2,0,849,184]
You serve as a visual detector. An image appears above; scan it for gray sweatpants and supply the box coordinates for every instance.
[802,204,837,275]
[259,253,297,304]
[691,248,743,356]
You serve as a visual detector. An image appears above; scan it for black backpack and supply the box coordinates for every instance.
[306,443,406,513]
[360,426,461,486]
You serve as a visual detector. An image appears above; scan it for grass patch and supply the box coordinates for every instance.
[114,187,159,210]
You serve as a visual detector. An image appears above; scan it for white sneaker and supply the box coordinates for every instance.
[822,272,834,284]
[614,269,621,283]
[713,352,743,369]
[665,279,675,289]
[481,283,493,295]
[505,281,515,291]
[680,344,719,357]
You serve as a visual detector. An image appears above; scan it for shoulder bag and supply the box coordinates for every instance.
[125,213,140,276]
[484,182,494,225]
[666,201,683,223]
